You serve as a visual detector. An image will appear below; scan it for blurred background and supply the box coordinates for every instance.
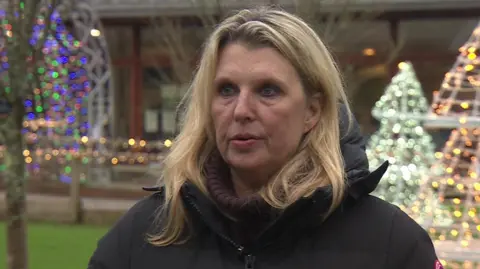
[0,0,479,268]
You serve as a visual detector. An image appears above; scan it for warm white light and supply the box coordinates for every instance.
[362,48,376,56]
[90,29,101,37]
[397,61,407,70]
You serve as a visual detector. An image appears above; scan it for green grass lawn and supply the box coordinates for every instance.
[0,222,108,269]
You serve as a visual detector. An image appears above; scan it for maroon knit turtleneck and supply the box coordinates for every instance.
[204,151,277,245]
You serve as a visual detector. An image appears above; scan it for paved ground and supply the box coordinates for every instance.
[0,164,159,224]
[0,190,141,225]
[0,191,138,211]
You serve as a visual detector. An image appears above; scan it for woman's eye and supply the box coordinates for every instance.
[259,85,280,97]
[218,84,237,96]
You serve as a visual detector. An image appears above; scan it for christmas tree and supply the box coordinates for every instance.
[410,21,480,268]
[26,10,91,184]
[371,61,432,121]
[367,61,436,210]
[411,128,480,268]
[0,9,91,184]
[426,21,480,129]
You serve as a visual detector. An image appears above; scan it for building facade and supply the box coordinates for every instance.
[92,0,480,139]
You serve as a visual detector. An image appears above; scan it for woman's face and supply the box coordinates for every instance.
[211,43,320,183]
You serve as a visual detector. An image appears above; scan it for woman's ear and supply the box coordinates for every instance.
[303,93,322,133]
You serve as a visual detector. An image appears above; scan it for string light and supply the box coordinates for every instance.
[426,22,480,128]
[411,128,480,266]
[367,61,436,210]
[371,61,431,121]
[0,133,173,179]
[0,7,173,183]
[0,6,89,182]
[411,21,480,266]
[21,133,172,166]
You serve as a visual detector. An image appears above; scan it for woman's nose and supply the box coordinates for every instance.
[233,89,255,123]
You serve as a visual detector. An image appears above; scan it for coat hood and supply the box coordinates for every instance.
[337,104,389,199]
[339,104,370,181]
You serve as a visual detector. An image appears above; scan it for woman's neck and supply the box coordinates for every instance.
[204,152,280,246]
[204,152,269,216]
[230,168,271,197]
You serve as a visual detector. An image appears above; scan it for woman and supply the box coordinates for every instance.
[88,7,440,269]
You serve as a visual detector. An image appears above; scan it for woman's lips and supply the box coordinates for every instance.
[230,139,258,149]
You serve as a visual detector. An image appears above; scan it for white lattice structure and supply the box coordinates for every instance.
[411,128,480,265]
[66,0,114,139]
[62,0,114,184]
[425,21,480,129]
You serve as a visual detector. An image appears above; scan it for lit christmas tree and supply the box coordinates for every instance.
[411,128,480,268]
[0,9,91,184]
[426,21,480,128]
[28,11,91,184]
[25,18,90,138]
[410,21,480,268]
[367,61,436,209]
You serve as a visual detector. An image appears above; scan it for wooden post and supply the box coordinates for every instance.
[69,158,83,224]
[129,25,143,138]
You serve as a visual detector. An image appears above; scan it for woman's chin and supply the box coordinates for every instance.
[225,154,266,171]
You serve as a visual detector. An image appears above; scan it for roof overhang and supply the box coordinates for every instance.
[91,0,480,19]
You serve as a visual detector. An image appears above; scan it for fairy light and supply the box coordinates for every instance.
[411,128,480,266]
[414,21,480,266]
[0,6,89,182]
[367,61,436,208]
[0,6,172,183]
[2,134,172,168]
[426,21,480,128]
[371,61,431,121]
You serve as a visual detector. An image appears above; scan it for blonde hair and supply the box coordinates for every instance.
[149,6,352,246]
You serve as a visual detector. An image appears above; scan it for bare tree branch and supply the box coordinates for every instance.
[347,24,406,99]
[323,1,350,42]
[145,0,218,135]
[23,0,40,44]
[293,0,382,47]
[384,27,406,66]
[6,0,20,102]
[292,0,407,100]
[33,0,56,66]
[28,0,58,104]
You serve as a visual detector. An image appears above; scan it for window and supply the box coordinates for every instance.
[142,67,188,140]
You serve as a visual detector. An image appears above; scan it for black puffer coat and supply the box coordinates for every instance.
[87,108,439,269]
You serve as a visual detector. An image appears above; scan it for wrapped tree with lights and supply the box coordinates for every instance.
[425,21,480,129]
[23,9,92,185]
[0,1,73,268]
[367,61,436,210]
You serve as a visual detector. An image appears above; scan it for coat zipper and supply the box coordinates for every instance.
[185,196,256,268]
[244,254,255,269]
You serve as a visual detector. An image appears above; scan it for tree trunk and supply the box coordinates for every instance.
[4,97,28,269]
